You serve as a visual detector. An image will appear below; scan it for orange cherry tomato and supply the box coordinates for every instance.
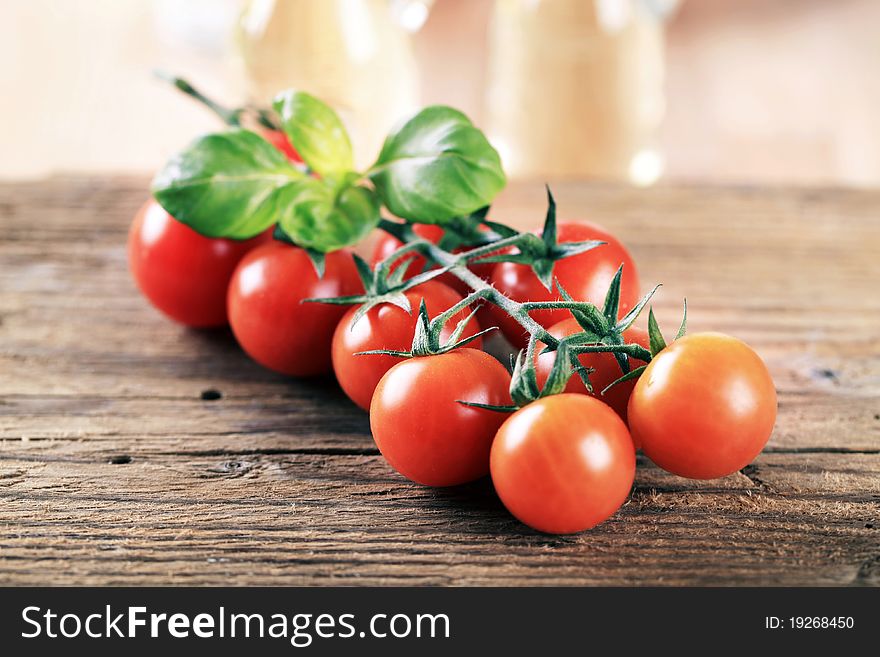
[628,332,777,479]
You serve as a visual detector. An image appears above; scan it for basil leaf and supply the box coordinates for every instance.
[368,106,506,224]
[151,129,304,239]
[273,90,354,175]
[275,174,380,252]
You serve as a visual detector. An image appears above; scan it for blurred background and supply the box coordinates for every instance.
[2,0,879,186]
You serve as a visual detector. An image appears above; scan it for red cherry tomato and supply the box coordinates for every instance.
[488,222,640,348]
[332,280,483,410]
[490,394,636,534]
[535,318,650,427]
[128,199,270,327]
[227,241,362,377]
[370,349,511,486]
[371,224,501,296]
[261,129,303,163]
[628,332,777,480]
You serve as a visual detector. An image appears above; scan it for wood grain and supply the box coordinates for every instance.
[1,176,878,586]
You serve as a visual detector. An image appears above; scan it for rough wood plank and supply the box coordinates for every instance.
[0,176,878,585]
[0,451,876,586]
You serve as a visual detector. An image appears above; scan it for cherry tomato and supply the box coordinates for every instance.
[261,129,303,163]
[535,318,650,427]
[128,199,270,327]
[488,222,640,348]
[227,241,362,377]
[371,224,501,296]
[490,394,635,534]
[370,349,511,486]
[627,332,777,480]
[332,280,483,410]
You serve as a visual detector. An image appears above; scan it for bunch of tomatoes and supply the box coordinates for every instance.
[130,195,777,535]
[131,81,776,534]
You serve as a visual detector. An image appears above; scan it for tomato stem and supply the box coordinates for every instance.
[156,70,280,131]
[375,219,560,347]
[361,206,666,403]
[426,246,560,348]
[373,239,435,289]
[457,234,524,263]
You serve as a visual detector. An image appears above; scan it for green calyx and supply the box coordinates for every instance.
[355,297,497,360]
[325,214,524,331]
[378,209,520,277]
[647,300,688,355]
[472,186,606,290]
[596,299,689,395]
[303,245,450,327]
[504,269,660,405]
[460,271,659,414]
[510,336,581,405]
[562,269,660,373]
[459,336,590,415]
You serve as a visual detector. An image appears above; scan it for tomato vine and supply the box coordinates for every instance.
[310,188,670,407]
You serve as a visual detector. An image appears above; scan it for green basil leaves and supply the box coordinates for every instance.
[151,129,303,240]
[273,174,380,253]
[369,106,506,224]
[273,90,354,176]
[151,91,505,253]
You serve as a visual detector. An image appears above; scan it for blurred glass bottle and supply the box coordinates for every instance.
[237,0,429,168]
[486,0,677,185]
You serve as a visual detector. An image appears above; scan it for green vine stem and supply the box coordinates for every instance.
[308,206,664,406]
[387,228,659,357]
[379,221,561,348]
[373,239,439,286]
[154,70,280,130]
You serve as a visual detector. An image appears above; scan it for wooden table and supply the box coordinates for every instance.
[1,177,878,586]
